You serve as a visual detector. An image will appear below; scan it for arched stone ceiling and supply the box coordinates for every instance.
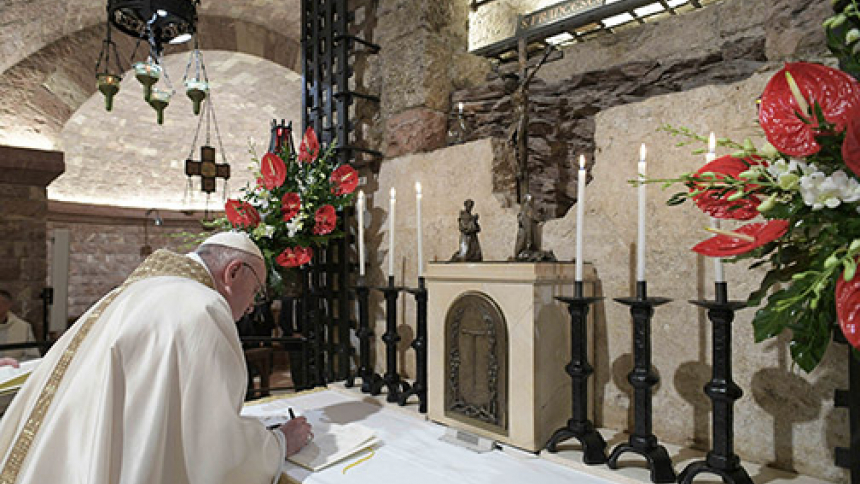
[0,15,301,150]
[50,50,303,210]
[0,0,302,74]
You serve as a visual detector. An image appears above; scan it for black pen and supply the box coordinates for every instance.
[267,408,296,430]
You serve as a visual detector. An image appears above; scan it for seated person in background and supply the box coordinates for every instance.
[0,290,40,366]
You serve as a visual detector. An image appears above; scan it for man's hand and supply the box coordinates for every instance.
[279,417,313,457]
[0,357,19,368]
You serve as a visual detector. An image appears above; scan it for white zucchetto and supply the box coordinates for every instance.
[199,231,264,260]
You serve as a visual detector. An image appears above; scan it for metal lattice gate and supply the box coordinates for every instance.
[300,0,381,386]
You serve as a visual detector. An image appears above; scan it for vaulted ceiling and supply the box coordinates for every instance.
[0,1,305,209]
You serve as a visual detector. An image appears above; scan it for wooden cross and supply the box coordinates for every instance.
[185,145,230,194]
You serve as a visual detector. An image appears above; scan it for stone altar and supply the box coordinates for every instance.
[426,261,597,452]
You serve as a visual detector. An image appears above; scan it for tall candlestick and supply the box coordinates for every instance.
[706,132,716,163]
[357,190,366,276]
[637,144,647,282]
[389,187,396,278]
[415,182,423,277]
[575,155,586,282]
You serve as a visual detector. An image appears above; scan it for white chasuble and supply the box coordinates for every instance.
[0,250,285,484]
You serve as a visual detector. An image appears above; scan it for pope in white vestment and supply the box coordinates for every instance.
[0,233,311,484]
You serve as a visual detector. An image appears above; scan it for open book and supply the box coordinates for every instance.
[0,359,41,396]
[288,421,378,471]
[241,397,379,472]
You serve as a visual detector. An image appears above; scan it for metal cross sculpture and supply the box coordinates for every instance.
[506,42,556,204]
[185,145,230,194]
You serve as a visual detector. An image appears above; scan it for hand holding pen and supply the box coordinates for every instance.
[271,407,314,457]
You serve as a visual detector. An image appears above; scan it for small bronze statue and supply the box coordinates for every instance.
[512,194,556,262]
[450,199,483,262]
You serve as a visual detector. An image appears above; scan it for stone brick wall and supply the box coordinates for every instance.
[375,0,490,157]
[46,203,214,320]
[0,145,64,339]
[449,0,831,219]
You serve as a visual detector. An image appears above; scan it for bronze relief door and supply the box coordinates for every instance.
[445,291,508,435]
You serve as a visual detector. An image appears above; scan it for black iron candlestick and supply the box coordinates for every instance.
[368,276,410,402]
[399,276,428,412]
[834,330,860,484]
[678,282,752,484]
[346,276,379,391]
[609,281,676,483]
[546,280,607,464]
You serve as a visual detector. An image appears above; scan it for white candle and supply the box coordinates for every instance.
[711,217,725,283]
[575,155,586,281]
[705,133,724,283]
[388,187,396,278]
[415,182,423,277]
[357,190,366,276]
[458,102,464,114]
[706,132,716,163]
[637,144,647,282]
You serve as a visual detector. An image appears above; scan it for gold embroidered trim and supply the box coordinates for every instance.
[0,250,214,483]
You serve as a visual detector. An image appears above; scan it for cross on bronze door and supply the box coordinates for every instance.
[185,145,230,194]
[461,327,491,390]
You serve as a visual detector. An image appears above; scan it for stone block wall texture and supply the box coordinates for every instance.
[49,50,302,210]
[450,0,830,220]
[0,146,64,339]
[46,212,209,320]
[375,0,490,157]
[0,15,300,151]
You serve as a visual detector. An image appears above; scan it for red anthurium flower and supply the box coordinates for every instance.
[836,262,860,350]
[281,192,301,221]
[759,62,860,157]
[275,246,314,268]
[313,204,337,235]
[330,165,359,195]
[843,108,860,178]
[691,155,764,220]
[260,152,287,190]
[692,219,789,257]
[294,246,313,265]
[298,127,320,163]
[225,199,261,229]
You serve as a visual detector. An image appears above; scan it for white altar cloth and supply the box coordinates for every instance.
[259,389,618,484]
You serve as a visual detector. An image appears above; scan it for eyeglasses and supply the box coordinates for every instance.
[241,263,269,303]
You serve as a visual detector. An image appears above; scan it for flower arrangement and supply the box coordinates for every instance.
[653,59,860,372]
[220,124,358,290]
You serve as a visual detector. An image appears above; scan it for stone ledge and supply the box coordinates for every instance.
[0,145,64,186]
[47,201,217,228]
